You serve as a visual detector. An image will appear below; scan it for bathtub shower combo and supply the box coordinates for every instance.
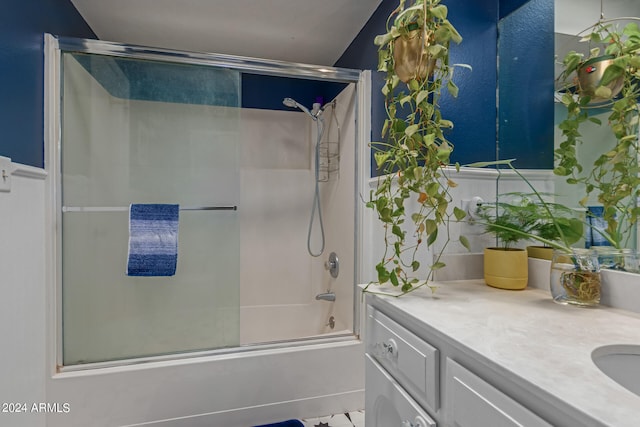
[45,35,366,426]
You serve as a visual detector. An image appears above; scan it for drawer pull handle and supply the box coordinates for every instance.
[382,338,398,357]
[402,416,429,427]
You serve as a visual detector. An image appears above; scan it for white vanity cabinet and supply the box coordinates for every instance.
[364,299,554,427]
[363,281,640,426]
[445,358,551,427]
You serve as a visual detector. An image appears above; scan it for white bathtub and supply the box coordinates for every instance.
[240,300,352,344]
[46,337,364,427]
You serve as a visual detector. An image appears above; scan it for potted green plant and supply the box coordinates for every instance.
[365,0,466,295]
[476,192,584,290]
[526,199,585,260]
[555,20,640,250]
[467,159,599,303]
[478,193,584,251]
[475,194,536,290]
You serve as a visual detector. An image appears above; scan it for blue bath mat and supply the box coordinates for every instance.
[253,420,304,427]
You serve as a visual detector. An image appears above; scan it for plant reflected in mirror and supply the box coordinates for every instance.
[555,19,640,252]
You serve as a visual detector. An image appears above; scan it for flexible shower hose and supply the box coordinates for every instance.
[308,116,325,257]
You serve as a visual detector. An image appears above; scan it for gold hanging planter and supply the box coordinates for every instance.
[576,55,624,103]
[393,27,436,83]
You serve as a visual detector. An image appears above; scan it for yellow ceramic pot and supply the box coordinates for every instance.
[484,247,528,290]
[526,246,554,261]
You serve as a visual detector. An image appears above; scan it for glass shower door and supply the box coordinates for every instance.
[60,52,241,365]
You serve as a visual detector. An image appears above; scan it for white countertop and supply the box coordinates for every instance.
[364,280,640,427]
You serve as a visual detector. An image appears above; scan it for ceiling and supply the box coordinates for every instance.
[555,0,640,35]
[70,0,382,66]
[70,0,640,68]
[554,0,640,87]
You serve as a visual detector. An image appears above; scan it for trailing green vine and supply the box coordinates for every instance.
[365,0,467,295]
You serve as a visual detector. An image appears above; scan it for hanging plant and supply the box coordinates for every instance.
[555,20,640,248]
[365,0,467,294]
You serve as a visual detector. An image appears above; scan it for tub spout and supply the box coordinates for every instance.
[315,292,336,302]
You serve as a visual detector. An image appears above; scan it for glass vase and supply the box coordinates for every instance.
[594,247,640,274]
[550,249,601,307]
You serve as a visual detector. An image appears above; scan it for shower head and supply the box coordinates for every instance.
[282,97,316,120]
[283,97,297,108]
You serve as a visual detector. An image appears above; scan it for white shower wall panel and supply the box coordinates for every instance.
[240,304,350,344]
[316,84,357,334]
[240,108,311,170]
[240,168,314,306]
[238,84,357,342]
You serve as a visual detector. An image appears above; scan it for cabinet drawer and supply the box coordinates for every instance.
[366,305,439,413]
[365,354,437,427]
[445,358,551,427]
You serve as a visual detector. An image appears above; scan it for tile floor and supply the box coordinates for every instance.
[301,410,365,427]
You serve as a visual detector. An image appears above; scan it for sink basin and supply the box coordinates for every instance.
[592,345,640,397]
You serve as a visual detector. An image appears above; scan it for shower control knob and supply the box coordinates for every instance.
[324,252,339,278]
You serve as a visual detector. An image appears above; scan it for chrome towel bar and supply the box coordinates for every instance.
[62,205,238,212]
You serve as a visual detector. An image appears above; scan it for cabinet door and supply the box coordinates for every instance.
[366,355,437,427]
[367,305,439,413]
[445,358,551,427]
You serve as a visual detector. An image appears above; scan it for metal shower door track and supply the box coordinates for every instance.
[54,36,362,83]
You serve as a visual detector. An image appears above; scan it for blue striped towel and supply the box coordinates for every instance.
[127,204,179,277]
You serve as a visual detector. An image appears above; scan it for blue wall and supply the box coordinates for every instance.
[0,0,96,168]
[442,0,499,166]
[335,0,554,173]
[499,0,531,19]
[241,74,347,112]
[498,0,554,169]
[334,1,399,175]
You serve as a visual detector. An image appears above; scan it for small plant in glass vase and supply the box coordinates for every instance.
[555,20,640,253]
[469,160,598,304]
[365,0,468,295]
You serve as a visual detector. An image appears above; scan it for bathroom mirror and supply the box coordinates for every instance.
[553,0,640,253]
